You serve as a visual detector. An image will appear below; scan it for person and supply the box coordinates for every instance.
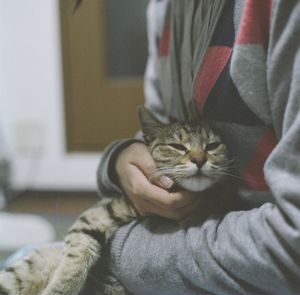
[97,0,300,294]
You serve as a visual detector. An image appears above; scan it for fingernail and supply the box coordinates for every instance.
[160,176,174,189]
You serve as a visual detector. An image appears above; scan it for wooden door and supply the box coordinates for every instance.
[60,0,148,151]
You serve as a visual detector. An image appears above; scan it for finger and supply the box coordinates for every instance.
[122,166,177,209]
[171,196,207,221]
[137,195,206,221]
[128,169,178,209]
[122,162,203,214]
[155,197,206,221]
[129,157,174,190]
[154,175,174,190]
[124,167,205,220]
[141,183,202,210]
[127,144,156,179]
[121,143,174,190]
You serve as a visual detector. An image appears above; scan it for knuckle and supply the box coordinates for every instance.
[129,181,141,196]
[168,212,182,221]
[131,142,146,154]
[164,198,183,210]
[133,203,143,213]
[139,209,149,217]
[164,200,178,211]
[144,162,156,175]
[180,191,197,200]
[168,202,180,211]
[172,211,188,221]
[134,203,149,217]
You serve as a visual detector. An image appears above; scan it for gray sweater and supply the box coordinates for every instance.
[97,1,300,294]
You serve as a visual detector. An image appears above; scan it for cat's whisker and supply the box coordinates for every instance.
[213,171,244,181]
[149,167,189,182]
[212,162,234,169]
[153,165,188,172]
[211,165,235,173]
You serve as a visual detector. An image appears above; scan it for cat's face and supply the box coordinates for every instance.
[138,106,231,192]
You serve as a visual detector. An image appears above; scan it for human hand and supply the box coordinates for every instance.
[115,142,207,221]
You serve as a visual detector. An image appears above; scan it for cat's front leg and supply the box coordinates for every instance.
[0,246,62,295]
[41,200,130,295]
[41,220,104,295]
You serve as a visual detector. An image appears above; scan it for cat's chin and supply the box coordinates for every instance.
[176,176,217,192]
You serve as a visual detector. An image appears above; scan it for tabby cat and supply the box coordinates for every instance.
[0,106,236,295]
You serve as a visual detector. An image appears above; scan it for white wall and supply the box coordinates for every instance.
[0,0,101,190]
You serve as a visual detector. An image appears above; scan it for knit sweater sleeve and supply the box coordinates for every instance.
[109,2,300,294]
[96,0,168,197]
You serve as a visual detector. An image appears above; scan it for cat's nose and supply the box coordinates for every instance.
[191,157,207,169]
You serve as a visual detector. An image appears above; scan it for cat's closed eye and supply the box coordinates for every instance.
[169,143,187,152]
[205,142,221,151]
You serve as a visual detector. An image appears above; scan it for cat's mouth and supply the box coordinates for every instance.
[176,174,216,192]
[195,169,206,177]
[190,166,213,179]
[189,173,214,184]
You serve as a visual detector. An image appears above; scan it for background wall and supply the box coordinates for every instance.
[0,0,101,191]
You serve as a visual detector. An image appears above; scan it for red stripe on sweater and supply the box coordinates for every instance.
[242,128,277,191]
[159,22,171,56]
[194,46,232,113]
[236,0,273,47]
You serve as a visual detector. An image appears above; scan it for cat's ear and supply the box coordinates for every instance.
[137,106,164,142]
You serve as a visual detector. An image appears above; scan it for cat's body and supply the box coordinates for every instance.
[0,106,237,295]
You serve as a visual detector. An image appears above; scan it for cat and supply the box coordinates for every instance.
[0,106,237,295]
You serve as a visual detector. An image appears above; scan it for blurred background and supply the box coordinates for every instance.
[0,0,148,264]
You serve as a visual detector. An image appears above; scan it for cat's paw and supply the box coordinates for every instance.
[0,269,19,295]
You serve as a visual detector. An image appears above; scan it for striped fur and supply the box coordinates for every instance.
[0,106,234,295]
[0,197,136,295]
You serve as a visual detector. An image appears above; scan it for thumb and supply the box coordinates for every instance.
[155,175,174,190]
[131,144,174,190]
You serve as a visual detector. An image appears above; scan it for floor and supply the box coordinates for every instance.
[0,191,98,264]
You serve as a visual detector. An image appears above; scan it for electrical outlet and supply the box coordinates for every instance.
[15,121,45,155]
